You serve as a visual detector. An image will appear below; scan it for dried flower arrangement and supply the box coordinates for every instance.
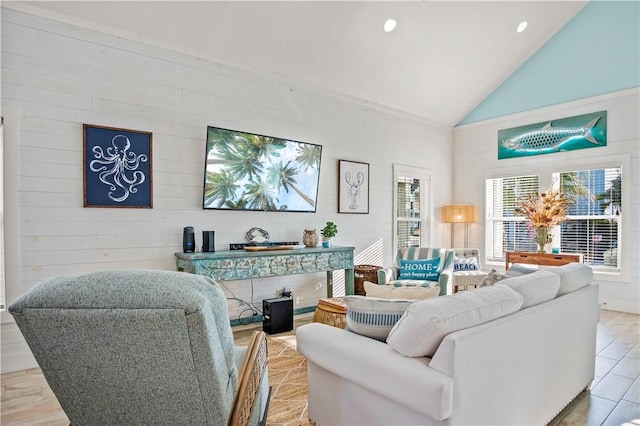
[514,187,571,252]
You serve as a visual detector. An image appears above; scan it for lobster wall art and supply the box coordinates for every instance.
[338,160,369,214]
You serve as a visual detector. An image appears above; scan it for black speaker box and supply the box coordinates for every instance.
[202,230,215,252]
[263,297,293,335]
[183,226,195,253]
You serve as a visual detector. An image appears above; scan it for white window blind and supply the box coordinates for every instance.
[394,166,430,250]
[486,167,623,272]
[558,167,621,272]
[486,175,539,261]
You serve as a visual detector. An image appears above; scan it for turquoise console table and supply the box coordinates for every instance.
[175,246,355,297]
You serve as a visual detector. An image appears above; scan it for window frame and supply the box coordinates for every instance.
[0,116,4,311]
[485,174,540,261]
[392,164,431,254]
[484,154,630,283]
[556,167,622,274]
[1,108,20,324]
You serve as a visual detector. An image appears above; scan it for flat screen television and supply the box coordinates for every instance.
[203,126,322,212]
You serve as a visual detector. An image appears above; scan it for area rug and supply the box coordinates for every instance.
[0,333,311,426]
[265,334,312,426]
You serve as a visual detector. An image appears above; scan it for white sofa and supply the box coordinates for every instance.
[297,263,599,425]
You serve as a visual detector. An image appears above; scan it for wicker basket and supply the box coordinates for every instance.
[313,297,347,329]
[354,264,382,296]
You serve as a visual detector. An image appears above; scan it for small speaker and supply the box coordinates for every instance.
[263,297,293,335]
[183,226,195,253]
[202,231,215,252]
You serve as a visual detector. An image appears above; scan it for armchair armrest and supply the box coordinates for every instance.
[437,250,455,296]
[438,268,453,296]
[377,267,398,284]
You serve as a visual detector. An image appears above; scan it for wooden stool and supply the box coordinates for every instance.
[313,297,347,329]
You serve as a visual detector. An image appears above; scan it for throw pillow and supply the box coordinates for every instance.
[545,263,593,296]
[454,256,480,271]
[386,285,524,357]
[343,296,415,342]
[478,269,507,287]
[496,270,560,309]
[398,258,441,281]
[364,281,440,300]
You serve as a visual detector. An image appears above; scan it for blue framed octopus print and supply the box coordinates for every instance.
[83,124,153,208]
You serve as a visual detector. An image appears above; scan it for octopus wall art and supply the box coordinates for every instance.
[83,124,153,208]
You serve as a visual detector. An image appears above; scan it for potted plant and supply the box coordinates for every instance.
[320,221,338,247]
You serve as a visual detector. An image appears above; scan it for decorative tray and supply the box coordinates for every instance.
[243,245,295,252]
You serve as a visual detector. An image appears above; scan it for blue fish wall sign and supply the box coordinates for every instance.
[498,111,607,159]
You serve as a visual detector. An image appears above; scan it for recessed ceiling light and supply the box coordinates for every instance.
[384,19,397,33]
[517,21,528,33]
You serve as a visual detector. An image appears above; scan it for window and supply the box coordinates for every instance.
[486,166,622,273]
[558,167,621,272]
[393,165,430,250]
[486,175,540,261]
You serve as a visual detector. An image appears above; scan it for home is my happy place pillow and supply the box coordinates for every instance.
[399,257,441,281]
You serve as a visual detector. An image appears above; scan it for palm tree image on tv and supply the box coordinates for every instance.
[203,127,322,212]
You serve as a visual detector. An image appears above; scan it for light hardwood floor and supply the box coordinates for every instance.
[1,309,638,425]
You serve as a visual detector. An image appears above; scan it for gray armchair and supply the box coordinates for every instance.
[9,269,270,426]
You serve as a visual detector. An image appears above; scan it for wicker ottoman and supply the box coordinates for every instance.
[313,297,347,329]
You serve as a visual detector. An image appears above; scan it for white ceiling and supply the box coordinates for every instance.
[13,1,587,127]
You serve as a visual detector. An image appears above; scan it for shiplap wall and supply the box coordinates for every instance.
[0,8,453,372]
[452,89,640,314]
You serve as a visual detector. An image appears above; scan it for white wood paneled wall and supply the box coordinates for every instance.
[452,89,640,314]
[1,8,453,372]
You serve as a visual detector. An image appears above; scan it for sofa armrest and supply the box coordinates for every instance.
[297,323,453,421]
[377,267,398,284]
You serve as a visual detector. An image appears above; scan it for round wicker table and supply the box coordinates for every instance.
[312,297,347,329]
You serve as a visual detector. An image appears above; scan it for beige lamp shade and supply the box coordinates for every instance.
[442,205,477,224]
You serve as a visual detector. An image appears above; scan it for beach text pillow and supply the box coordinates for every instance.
[454,256,480,271]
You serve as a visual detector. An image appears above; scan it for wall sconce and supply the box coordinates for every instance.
[442,205,476,247]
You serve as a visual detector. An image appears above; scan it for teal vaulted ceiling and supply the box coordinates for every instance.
[458,1,640,126]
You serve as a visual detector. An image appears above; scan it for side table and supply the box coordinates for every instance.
[505,251,582,270]
[313,297,347,329]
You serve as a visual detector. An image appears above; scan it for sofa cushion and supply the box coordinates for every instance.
[386,286,523,357]
[496,270,560,309]
[546,263,593,296]
[505,263,538,277]
[364,281,440,300]
[398,258,440,281]
[454,256,480,271]
[343,296,415,342]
